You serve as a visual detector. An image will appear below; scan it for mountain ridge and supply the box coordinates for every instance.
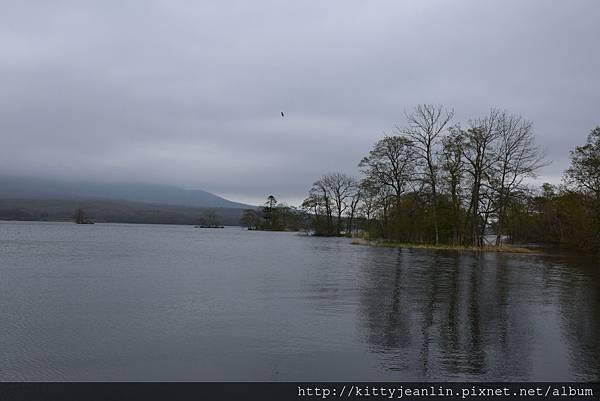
[0,176,254,209]
[0,197,247,226]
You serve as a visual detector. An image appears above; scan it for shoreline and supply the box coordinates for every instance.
[351,238,533,254]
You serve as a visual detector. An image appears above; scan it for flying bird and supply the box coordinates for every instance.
[280,111,285,117]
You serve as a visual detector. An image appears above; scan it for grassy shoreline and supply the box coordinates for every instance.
[351,238,532,254]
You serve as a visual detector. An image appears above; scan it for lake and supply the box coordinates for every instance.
[1,221,598,381]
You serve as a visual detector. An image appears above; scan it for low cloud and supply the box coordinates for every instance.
[1,0,598,204]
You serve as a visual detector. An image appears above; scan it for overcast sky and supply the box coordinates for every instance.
[1,1,599,205]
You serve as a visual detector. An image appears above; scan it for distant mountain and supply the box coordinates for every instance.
[0,176,254,209]
[0,198,247,226]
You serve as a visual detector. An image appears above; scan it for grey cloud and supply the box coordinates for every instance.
[1,0,598,204]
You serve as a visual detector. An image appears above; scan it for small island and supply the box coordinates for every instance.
[195,209,224,228]
[73,208,94,224]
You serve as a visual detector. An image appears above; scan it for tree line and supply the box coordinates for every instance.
[241,195,306,232]
[298,105,600,251]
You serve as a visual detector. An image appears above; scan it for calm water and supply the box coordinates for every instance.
[1,221,599,381]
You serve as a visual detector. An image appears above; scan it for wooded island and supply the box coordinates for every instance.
[242,105,600,252]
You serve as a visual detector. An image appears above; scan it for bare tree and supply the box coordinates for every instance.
[345,178,361,236]
[359,135,417,204]
[491,112,547,245]
[378,187,395,239]
[400,104,454,244]
[461,109,502,246]
[301,192,322,232]
[301,104,553,248]
[321,172,354,235]
[303,177,334,235]
[441,126,465,245]
[357,178,380,238]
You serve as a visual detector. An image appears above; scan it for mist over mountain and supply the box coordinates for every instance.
[0,176,253,209]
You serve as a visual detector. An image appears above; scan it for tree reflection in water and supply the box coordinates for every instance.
[357,248,599,380]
